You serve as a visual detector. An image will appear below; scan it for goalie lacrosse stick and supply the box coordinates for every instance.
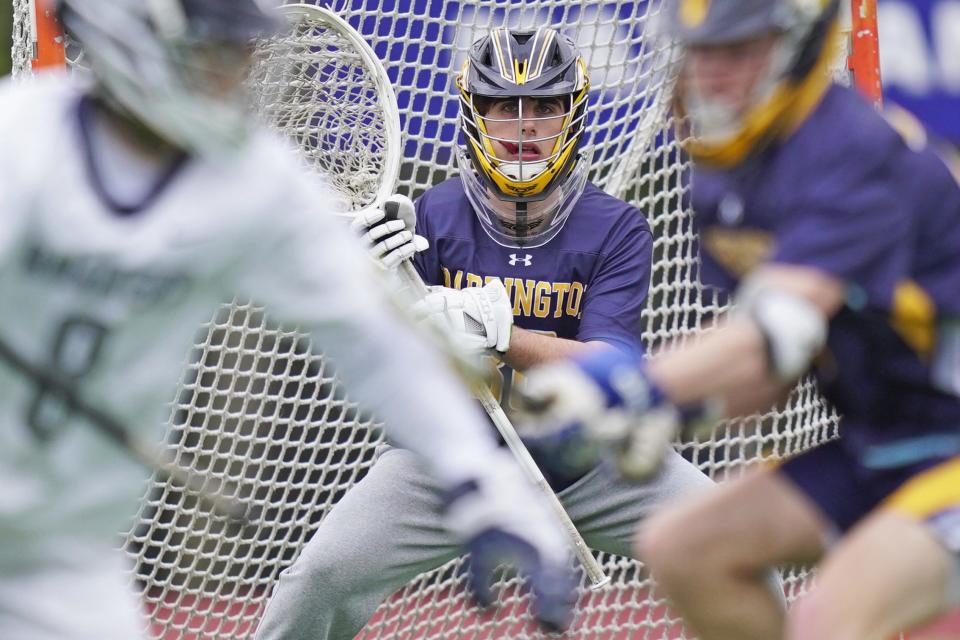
[247,3,610,590]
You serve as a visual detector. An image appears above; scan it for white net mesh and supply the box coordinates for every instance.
[10,1,851,638]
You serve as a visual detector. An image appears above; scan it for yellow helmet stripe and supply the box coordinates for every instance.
[514,58,528,84]
[490,29,512,82]
[680,0,711,28]
[547,63,589,157]
[529,28,555,82]
[514,29,540,84]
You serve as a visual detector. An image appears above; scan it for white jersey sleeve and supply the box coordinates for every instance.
[229,150,499,486]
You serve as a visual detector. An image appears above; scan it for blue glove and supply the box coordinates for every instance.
[441,452,578,631]
[465,527,576,632]
[517,347,681,481]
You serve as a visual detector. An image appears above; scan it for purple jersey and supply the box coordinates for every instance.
[693,85,960,456]
[413,178,652,407]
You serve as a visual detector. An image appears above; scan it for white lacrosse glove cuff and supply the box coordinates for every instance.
[442,450,569,567]
[351,194,429,270]
[416,280,514,354]
[735,276,828,382]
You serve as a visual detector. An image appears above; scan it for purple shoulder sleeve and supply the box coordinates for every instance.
[576,211,651,352]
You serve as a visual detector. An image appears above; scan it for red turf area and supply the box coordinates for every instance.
[361,585,683,639]
[903,608,960,639]
[145,589,960,639]
[145,585,683,639]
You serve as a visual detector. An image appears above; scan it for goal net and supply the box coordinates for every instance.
[10,1,878,638]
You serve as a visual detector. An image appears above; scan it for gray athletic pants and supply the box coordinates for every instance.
[255,446,717,640]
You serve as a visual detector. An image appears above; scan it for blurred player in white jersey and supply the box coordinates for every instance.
[0,0,577,637]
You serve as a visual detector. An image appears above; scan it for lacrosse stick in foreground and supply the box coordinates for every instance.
[247,2,610,590]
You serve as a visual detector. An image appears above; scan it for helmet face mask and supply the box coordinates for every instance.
[465,92,588,195]
[58,0,285,158]
[457,27,590,248]
[457,145,588,249]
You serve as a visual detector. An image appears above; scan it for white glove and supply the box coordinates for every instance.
[416,280,514,354]
[442,450,577,631]
[351,194,428,270]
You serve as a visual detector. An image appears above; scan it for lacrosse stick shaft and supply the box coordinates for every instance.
[398,260,610,589]
[0,335,253,525]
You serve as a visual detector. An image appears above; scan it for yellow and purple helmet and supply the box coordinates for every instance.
[456,27,590,248]
[663,0,842,167]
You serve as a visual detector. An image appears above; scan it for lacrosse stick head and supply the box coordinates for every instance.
[247,4,401,212]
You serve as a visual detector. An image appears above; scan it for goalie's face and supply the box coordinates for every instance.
[480,97,569,163]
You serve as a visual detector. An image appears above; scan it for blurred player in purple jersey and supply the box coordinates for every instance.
[255,27,729,640]
[518,0,960,639]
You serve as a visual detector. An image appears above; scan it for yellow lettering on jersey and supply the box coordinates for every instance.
[438,266,585,320]
[514,279,536,317]
[502,276,515,300]
[534,281,552,318]
[567,281,585,317]
[450,269,464,289]
[551,282,571,318]
[465,273,483,288]
[891,279,936,359]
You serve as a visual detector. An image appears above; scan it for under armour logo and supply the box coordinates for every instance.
[508,253,533,267]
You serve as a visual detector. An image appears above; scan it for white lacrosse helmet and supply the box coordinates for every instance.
[57,0,285,157]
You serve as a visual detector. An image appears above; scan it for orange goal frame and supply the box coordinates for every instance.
[848,0,883,106]
[26,0,66,71]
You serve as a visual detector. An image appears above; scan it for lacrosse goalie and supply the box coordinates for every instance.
[255,26,738,640]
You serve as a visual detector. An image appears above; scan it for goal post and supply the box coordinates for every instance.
[11,0,65,75]
[848,0,883,105]
[8,1,881,638]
